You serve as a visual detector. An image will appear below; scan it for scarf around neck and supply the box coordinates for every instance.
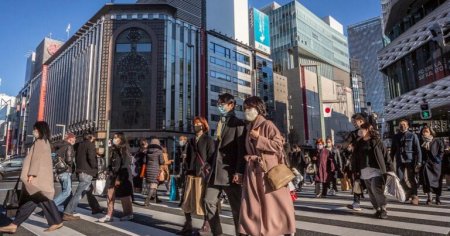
[421,135,433,150]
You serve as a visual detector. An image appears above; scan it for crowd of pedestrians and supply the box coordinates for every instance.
[0,92,449,235]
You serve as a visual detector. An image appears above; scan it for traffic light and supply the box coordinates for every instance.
[420,103,432,119]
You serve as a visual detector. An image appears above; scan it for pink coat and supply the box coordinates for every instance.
[315,149,335,183]
[20,139,55,200]
[239,115,296,236]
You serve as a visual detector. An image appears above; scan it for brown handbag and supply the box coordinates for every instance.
[264,163,295,190]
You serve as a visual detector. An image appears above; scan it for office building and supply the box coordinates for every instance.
[348,17,387,115]
[273,73,289,136]
[350,59,365,113]
[378,0,450,136]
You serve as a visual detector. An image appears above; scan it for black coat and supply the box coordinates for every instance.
[352,138,394,181]
[108,147,133,198]
[75,140,98,177]
[210,114,246,186]
[187,134,216,177]
[145,144,164,184]
[421,138,445,189]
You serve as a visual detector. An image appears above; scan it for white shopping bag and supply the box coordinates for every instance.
[384,172,406,202]
[94,179,106,196]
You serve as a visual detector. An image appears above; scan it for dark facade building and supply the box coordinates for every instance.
[15,3,201,153]
[348,17,387,115]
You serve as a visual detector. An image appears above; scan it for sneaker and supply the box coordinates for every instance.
[329,189,336,196]
[120,215,134,221]
[98,215,113,223]
[379,210,388,219]
[347,202,362,211]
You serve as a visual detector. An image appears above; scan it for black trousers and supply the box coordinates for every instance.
[204,183,242,236]
[13,193,62,226]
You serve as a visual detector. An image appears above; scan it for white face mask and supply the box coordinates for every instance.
[179,140,186,147]
[113,138,120,146]
[244,108,259,122]
[32,130,40,139]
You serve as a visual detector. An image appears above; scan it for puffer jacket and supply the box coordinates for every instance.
[145,144,164,184]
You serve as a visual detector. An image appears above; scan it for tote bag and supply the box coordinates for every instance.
[3,178,22,217]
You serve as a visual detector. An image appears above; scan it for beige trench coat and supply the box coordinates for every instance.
[20,139,55,200]
[239,115,296,236]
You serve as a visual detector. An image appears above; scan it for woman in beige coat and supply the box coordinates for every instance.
[0,121,63,234]
[239,96,296,236]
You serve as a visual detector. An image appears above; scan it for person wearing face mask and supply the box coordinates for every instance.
[133,138,148,194]
[420,127,444,205]
[353,123,393,219]
[238,96,295,236]
[326,137,342,196]
[98,132,134,222]
[176,135,189,205]
[0,122,64,234]
[204,93,246,236]
[177,117,215,235]
[314,139,335,198]
[390,119,422,205]
[343,113,367,211]
[63,133,102,221]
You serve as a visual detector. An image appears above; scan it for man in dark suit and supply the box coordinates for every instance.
[203,93,246,236]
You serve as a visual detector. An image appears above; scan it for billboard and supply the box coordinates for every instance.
[250,8,271,54]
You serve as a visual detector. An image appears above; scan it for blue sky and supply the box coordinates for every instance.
[0,0,381,96]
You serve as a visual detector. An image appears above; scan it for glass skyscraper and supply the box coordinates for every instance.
[261,1,350,81]
[348,17,387,115]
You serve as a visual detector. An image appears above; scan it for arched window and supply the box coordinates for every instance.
[111,27,153,129]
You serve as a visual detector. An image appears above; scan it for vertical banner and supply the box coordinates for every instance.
[38,65,48,121]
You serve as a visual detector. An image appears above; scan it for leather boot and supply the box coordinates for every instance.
[411,195,419,205]
[436,195,441,205]
[175,221,192,235]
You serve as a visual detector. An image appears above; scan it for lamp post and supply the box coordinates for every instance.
[56,124,66,140]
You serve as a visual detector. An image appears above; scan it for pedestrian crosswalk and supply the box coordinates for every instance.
[1,184,450,235]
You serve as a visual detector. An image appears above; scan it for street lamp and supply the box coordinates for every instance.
[56,124,66,140]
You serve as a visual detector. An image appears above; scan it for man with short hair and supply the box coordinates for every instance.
[53,133,76,212]
[203,93,246,236]
[63,134,102,220]
[391,119,422,205]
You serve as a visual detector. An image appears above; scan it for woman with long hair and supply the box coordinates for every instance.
[0,121,63,233]
[239,96,296,236]
[99,132,134,222]
[420,126,445,205]
[353,123,394,219]
[177,116,214,235]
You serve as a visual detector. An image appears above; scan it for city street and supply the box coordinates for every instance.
[0,180,449,236]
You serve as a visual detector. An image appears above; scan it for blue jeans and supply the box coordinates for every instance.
[53,172,72,211]
[64,172,100,215]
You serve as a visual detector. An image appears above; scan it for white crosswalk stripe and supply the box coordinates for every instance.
[2,185,450,235]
